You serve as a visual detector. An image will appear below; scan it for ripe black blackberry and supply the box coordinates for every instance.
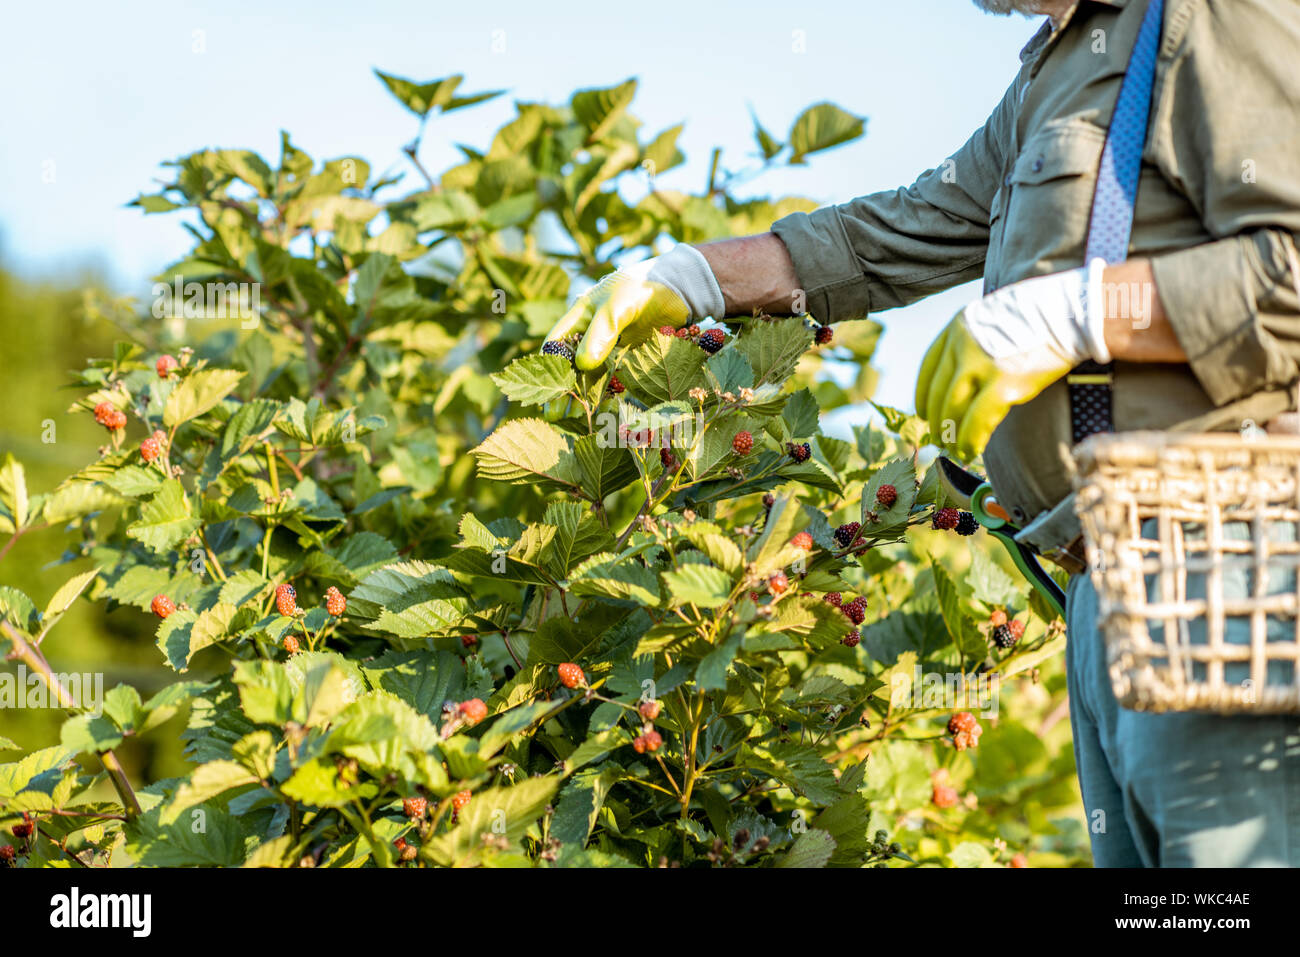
[992,623,1018,649]
[954,511,979,536]
[699,328,726,354]
[541,340,575,361]
[834,522,861,548]
[787,442,811,463]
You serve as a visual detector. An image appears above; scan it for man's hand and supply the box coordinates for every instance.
[916,260,1111,459]
[544,244,724,371]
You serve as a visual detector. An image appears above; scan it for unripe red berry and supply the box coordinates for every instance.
[841,630,861,648]
[989,609,1007,628]
[768,571,789,595]
[875,484,897,508]
[824,592,842,606]
[275,583,298,617]
[1008,619,1025,640]
[608,374,625,395]
[403,796,427,819]
[638,699,661,721]
[632,735,647,754]
[452,790,472,812]
[1009,853,1028,868]
[791,531,813,551]
[150,595,175,619]
[932,785,959,809]
[557,662,584,689]
[458,698,488,725]
[642,730,663,752]
[156,354,179,379]
[732,431,753,456]
[324,585,346,617]
[140,437,162,463]
[0,844,14,862]
[658,325,675,337]
[11,814,34,839]
[660,448,677,469]
[282,634,300,655]
[92,401,115,426]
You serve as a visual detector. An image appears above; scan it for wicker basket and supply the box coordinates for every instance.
[1074,431,1300,713]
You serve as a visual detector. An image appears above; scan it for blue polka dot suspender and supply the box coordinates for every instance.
[1067,0,1165,445]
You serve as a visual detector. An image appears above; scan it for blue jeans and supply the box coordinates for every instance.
[1066,573,1300,866]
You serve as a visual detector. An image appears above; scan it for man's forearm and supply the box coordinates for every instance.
[1101,258,1186,362]
[697,233,803,317]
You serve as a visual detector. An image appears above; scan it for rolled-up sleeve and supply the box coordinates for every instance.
[771,77,1017,324]
[1154,0,1300,405]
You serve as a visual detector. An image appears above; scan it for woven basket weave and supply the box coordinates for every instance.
[1074,431,1300,713]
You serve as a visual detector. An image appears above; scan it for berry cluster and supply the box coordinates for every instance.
[150,595,176,620]
[786,441,811,463]
[790,531,813,551]
[732,431,753,456]
[814,325,833,346]
[698,328,727,354]
[947,711,982,751]
[607,374,625,395]
[768,571,789,595]
[458,698,488,725]
[403,796,427,820]
[156,354,179,379]
[632,730,663,753]
[875,484,897,508]
[140,435,163,463]
[841,630,861,648]
[282,634,300,655]
[92,401,127,432]
[955,511,979,536]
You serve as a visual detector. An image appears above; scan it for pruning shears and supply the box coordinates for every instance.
[935,457,1066,618]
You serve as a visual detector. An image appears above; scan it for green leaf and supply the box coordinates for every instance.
[742,742,842,805]
[473,418,581,490]
[0,454,29,531]
[542,501,614,577]
[932,562,987,661]
[374,70,464,118]
[163,369,244,427]
[569,552,660,605]
[491,354,577,407]
[423,775,559,867]
[126,479,200,554]
[160,761,260,824]
[696,629,743,691]
[662,564,732,609]
[776,829,837,868]
[39,568,99,640]
[967,543,1019,607]
[734,319,814,385]
[862,458,917,532]
[788,102,865,164]
[362,649,486,721]
[574,434,640,501]
[0,586,41,632]
[752,112,784,161]
[552,764,625,846]
[617,334,708,405]
[571,78,637,142]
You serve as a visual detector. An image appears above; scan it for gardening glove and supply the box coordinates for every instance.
[545,244,725,371]
[916,259,1110,460]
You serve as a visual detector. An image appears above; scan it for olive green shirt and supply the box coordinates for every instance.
[771,0,1300,545]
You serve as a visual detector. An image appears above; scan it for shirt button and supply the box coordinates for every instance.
[1004,173,1013,187]
[1032,157,1044,173]
[1012,507,1028,522]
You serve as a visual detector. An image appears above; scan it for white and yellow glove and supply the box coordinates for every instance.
[916,259,1110,459]
[544,244,725,371]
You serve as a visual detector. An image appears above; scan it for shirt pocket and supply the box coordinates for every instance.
[998,118,1107,279]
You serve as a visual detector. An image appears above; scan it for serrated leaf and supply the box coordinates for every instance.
[617,333,708,405]
[569,552,660,605]
[126,479,200,554]
[473,418,581,490]
[490,354,577,407]
[932,562,987,661]
[967,543,1019,607]
[574,434,640,501]
[776,829,837,868]
[662,564,732,609]
[163,369,244,427]
[735,319,813,385]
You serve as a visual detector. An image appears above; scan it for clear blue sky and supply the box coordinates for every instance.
[1,0,1042,412]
